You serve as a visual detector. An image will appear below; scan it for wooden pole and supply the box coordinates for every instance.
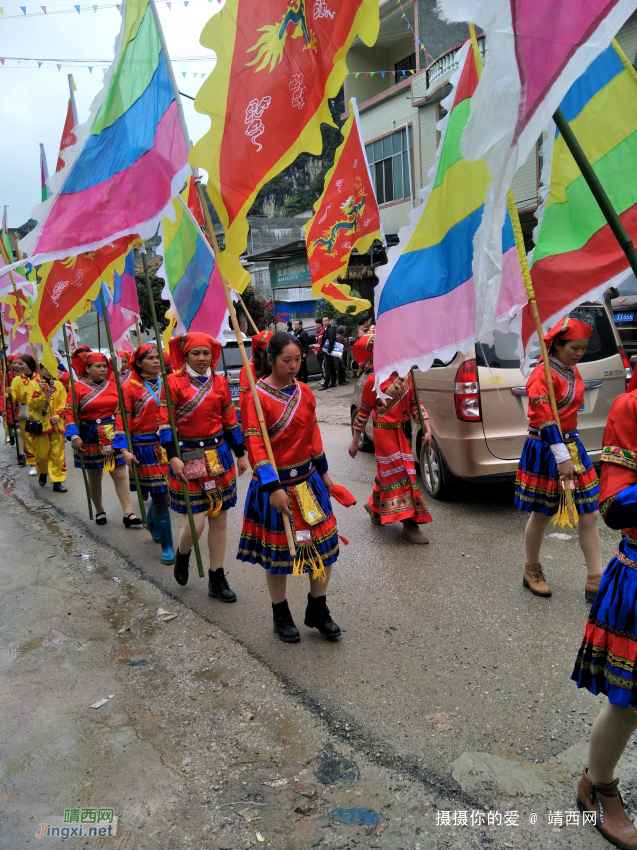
[98,288,147,525]
[135,316,141,347]
[139,247,205,578]
[187,188,297,557]
[62,324,94,520]
[469,23,576,524]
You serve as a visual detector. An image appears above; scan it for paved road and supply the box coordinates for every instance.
[2,384,632,848]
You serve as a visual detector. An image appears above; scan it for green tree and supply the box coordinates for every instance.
[314,290,371,336]
[235,284,276,332]
[134,256,170,335]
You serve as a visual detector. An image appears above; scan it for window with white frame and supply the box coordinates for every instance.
[365,127,413,205]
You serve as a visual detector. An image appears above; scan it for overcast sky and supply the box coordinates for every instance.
[0,0,220,229]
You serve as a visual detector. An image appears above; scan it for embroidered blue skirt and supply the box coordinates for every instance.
[73,423,125,471]
[168,436,237,514]
[129,436,168,495]
[237,468,339,574]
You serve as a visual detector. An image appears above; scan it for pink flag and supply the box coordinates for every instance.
[438,0,637,343]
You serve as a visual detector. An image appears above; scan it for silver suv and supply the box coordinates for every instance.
[351,302,630,499]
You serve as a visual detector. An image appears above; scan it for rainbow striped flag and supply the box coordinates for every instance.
[19,0,189,268]
[158,179,231,340]
[374,40,526,387]
[523,40,637,357]
[93,250,140,347]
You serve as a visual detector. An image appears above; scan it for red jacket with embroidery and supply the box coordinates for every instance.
[599,389,637,539]
[159,369,244,454]
[242,379,327,489]
[525,356,584,443]
[64,378,120,438]
[114,374,163,448]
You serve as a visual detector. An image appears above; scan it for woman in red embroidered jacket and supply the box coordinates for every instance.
[160,332,247,601]
[237,332,341,644]
[348,333,432,544]
[64,350,141,527]
[514,317,602,600]
[570,387,637,849]
[115,344,175,565]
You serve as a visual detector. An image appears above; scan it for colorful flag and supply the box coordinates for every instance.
[438,0,637,342]
[30,235,139,343]
[93,250,140,346]
[158,180,231,339]
[189,0,380,292]
[56,76,78,173]
[40,143,50,201]
[17,0,189,269]
[373,39,526,387]
[522,40,637,363]
[304,98,381,315]
[2,302,31,355]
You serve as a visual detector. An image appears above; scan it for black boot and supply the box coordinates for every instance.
[52,482,67,493]
[208,568,237,602]
[174,548,191,586]
[304,593,341,640]
[18,453,26,467]
[38,473,47,487]
[272,600,300,643]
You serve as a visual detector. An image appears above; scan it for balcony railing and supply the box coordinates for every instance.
[425,37,486,89]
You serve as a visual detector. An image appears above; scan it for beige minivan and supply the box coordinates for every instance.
[350,303,631,499]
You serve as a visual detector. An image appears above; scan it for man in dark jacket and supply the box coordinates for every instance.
[319,316,337,391]
[294,320,310,383]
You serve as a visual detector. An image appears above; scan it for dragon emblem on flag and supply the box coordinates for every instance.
[308,177,367,257]
[247,0,317,73]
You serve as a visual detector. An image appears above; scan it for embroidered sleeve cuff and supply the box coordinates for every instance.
[164,440,178,461]
[65,424,79,440]
[604,483,637,530]
[224,424,246,457]
[539,423,561,444]
[313,452,328,475]
[550,443,571,464]
[255,461,280,489]
[601,445,637,472]
[158,425,173,445]
[113,434,128,450]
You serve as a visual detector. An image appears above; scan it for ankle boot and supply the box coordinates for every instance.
[208,568,237,602]
[577,767,637,848]
[523,562,551,597]
[154,513,175,565]
[146,501,160,542]
[272,600,300,643]
[304,593,341,640]
[174,548,191,586]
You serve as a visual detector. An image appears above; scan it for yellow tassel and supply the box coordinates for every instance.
[205,496,223,518]
[552,491,578,529]
[102,453,116,476]
[292,543,327,581]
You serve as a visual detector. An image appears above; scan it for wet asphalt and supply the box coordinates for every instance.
[4,383,631,840]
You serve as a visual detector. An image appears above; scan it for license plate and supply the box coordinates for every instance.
[614,312,634,322]
[229,384,240,397]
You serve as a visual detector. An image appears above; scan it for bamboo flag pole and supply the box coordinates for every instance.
[469,24,577,526]
[139,246,205,578]
[98,288,147,525]
[187,189,297,558]
[135,316,142,347]
[62,324,94,520]
[0,310,21,462]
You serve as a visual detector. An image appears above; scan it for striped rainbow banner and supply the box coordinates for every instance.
[20,0,189,267]
[158,179,231,340]
[373,39,526,387]
[524,40,637,355]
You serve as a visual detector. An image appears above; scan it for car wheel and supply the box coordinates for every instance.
[420,438,455,500]
[351,409,374,453]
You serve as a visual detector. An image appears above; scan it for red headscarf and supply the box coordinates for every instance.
[169,332,221,373]
[251,330,273,351]
[118,349,131,362]
[130,344,158,373]
[72,350,112,379]
[544,317,593,346]
[352,332,375,367]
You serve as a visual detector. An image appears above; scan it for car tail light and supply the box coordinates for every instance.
[618,345,632,389]
[454,359,482,421]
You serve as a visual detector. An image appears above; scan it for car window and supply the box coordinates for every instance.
[475,305,617,369]
[222,342,252,368]
[617,274,637,296]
